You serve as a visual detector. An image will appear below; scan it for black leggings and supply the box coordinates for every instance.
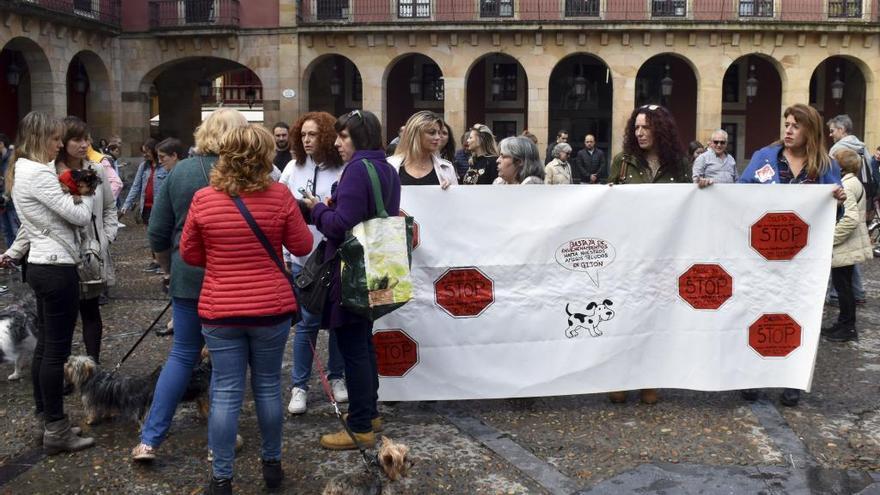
[28,264,80,422]
[334,319,379,433]
[79,297,103,362]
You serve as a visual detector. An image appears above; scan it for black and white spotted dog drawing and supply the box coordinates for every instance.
[564,299,615,338]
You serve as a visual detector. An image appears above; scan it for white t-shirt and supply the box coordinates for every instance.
[279,156,345,266]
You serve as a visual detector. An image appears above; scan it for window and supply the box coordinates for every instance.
[399,0,430,17]
[184,0,214,23]
[74,0,93,11]
[565,0,599,17]
[491,63,519,102]
[492,121,518,140]
[739,0,773,16]
[652,0,686,16]
[317,0,349,20]
[722,64,740,104]
[481,0,513,17]
[421,64,444,101]
[828,0,862,17]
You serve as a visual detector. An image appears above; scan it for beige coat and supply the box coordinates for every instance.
[832,173,873,268]
[544,159,572,185]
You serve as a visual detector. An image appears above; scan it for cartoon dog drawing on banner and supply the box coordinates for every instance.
[565,299,615,338]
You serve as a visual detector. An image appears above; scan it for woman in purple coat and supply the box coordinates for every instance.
[303,110,401,450]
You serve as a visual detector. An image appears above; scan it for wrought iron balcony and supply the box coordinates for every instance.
[480,0,514,17]
[828,0,862,17]
[398,0,430,17]
[565,0,600,16]
[7,0,121,28]
[738,0,774,16]
[148,0,240,30]
[652,0,687,16]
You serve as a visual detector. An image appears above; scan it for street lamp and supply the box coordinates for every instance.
[245,86,257,108]
[6,52,22,89]
[198,78,213,99]
[573,65,587,98]
[409,74,421,96]
[746,65,758,102]
[73,65,88,94]
[491,64,503,97]
[831,66,845,103]
[329,65,341,96]
[660,64,673,98]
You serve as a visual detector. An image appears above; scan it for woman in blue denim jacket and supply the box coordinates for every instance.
[121,139,168,224]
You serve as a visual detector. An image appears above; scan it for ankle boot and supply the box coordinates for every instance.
[43,417,95,455]
[34,413,83,445]
[261,459,284,492]
[205,477,233,495]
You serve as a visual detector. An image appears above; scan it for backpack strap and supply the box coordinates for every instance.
[361,159,388,219]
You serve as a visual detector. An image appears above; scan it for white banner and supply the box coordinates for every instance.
[374,184,837,401]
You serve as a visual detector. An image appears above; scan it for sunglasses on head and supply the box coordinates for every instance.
[639,104,660,111]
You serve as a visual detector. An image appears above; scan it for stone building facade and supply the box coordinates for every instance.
[1,0,878,160]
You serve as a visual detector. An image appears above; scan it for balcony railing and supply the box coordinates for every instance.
[296,0,880,24]
[739,0,773,16]
[148,0,240,30]
[652,0,687,16]
[9,0,121,27]
[828,0,862,16]
[565,0,600,16]
[208,85,262,106]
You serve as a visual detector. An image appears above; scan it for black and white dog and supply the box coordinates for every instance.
[565,299,615,338]
[0,294,38,381]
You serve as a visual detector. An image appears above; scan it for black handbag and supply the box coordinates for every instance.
[293,239,335,315]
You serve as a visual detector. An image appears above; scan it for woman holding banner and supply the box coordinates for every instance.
[388,111,457,188]
[495,136,545,185]
[607,104,691,405]
[303,110,401,450]
[737,103,844,407]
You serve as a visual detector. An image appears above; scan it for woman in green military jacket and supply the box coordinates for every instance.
[608,104,691,185]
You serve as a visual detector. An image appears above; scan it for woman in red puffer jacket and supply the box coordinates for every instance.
[180,124,312,494]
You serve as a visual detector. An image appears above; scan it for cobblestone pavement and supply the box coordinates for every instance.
[0,224,878,494]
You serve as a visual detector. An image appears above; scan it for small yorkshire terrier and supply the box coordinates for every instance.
[58,168,102,204]
[64,350,212,425]
[0,293,38,380]
[322,436,412,495]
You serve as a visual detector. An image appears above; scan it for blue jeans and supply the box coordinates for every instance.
[828,264,865,301]
[290,263,344,389]
[202,319,291,480]
[0,205,20,248]
[141,298,204,448]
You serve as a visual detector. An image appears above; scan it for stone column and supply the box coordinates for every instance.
[695,67,722,144]
[442,75,466,143]
[277,34,302,121]
[609,73,636,156]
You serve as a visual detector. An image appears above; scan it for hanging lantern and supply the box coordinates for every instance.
[573,74,587,98]
[198,78,213,99]
[830,66,845,102]
[409,74,421,96]
[6,54,22,88]
[746,65,758,101]
[329,65,341,96]
[660,64,673,97]
[245,86,257,108]
[73,65,88,94]
[490,64,503,96]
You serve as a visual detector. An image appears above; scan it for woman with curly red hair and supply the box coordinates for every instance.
[277,112,349,415]
[607,104,691,406]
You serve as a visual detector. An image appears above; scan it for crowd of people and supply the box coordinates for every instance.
[0,100,875,493]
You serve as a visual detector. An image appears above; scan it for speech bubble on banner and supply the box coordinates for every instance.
[555,237,616,287]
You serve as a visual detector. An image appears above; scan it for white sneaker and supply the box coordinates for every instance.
[330,379,349,403]
[287,387,307,414]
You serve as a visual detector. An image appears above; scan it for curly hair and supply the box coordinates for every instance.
[291,111,342,167]
[210,124,274,196]
[622,105,685,171]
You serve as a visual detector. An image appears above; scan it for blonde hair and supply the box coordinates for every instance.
[7,112,64,194]
[833,148,862,176]
[210,124,274,196]
[782,104,831,179]
[194,108,248,155]
[394,111,443,165]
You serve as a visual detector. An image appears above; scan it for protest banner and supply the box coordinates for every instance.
[375,184,837,401]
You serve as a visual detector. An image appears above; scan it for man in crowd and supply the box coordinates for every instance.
[0,134,20,250]
[545,129,569,164]
[692,129,737,183]
[386,125,405,156]
[574,134,607,184]
[273,122,292,172]
[828,114,870,305]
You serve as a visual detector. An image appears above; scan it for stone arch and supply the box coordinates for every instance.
[720,53,784,160]
[382,53,445,134]
[547,53,614,165]
[67,50,114,142]
[465,52,529,139]
[302,54,363,117]
[0,37,55,137]
[810,55,870,139]
[636,53,699,146]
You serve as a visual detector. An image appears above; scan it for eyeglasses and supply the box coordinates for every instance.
[712,140,727,145]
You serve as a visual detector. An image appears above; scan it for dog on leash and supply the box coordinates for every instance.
[64,349,212,425]
[322,436,412,495]
[0,294,38,381]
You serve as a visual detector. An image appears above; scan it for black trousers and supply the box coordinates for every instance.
[28,264,80,422]
[831,265,856,329]
[79,297,103,362]
[333,320,379,433]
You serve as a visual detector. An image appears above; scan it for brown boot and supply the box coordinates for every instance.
[608,391,627,403]
[320,429,375,450]
[44,417,95,455]
[342,413,384,433]
[640,388,659,405]
[34,413,82,447]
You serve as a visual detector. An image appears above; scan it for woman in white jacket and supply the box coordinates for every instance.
[388,111,457,188]
[0,112,95,454]
[825,149,873,343]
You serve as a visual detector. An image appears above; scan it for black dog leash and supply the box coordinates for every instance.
[111,300,172,374]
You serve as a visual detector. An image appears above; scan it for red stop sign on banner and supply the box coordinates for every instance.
[750,212,809,261]
[748,314,802,357]
[678,264,733,310]
[399,209,419,250]
[434,267,495,317]
[373,329,418,377]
